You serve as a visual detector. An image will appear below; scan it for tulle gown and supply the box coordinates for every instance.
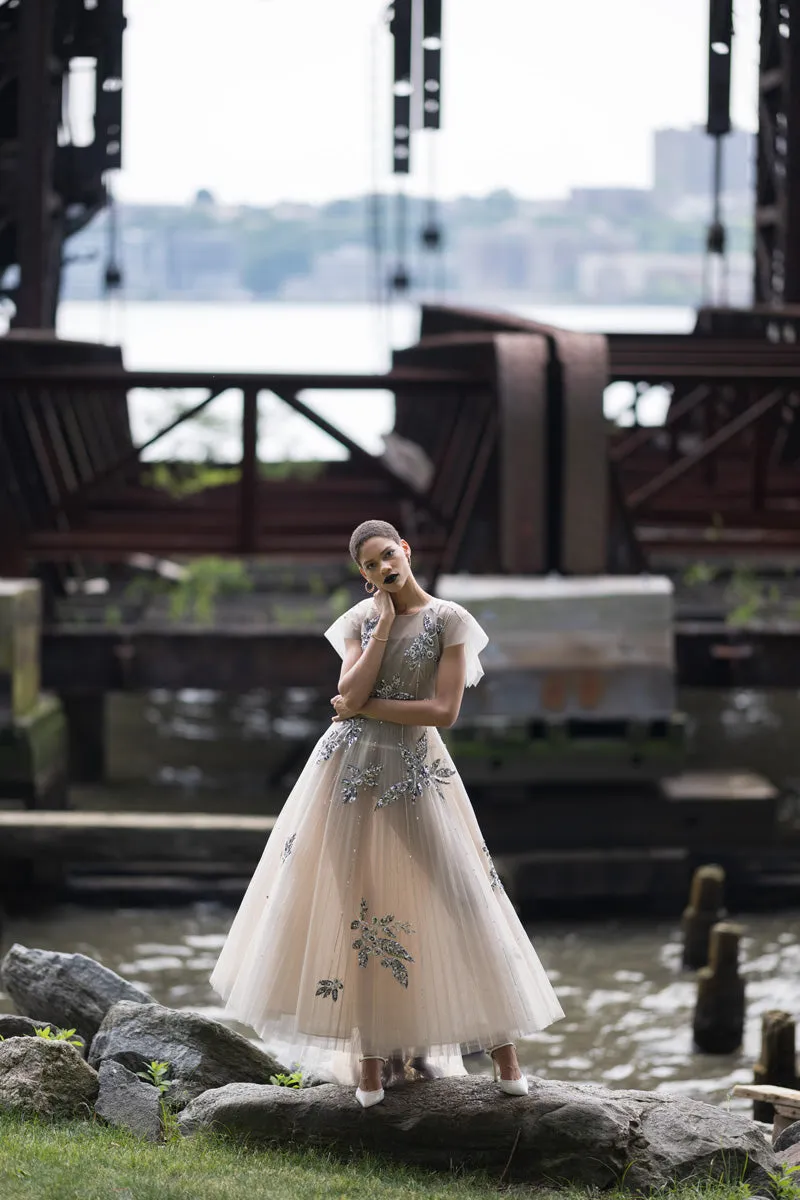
[209,596,564,1084]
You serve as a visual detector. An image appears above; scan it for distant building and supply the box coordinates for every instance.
[456,223,533,294]
[164,229,242,298]
[279,244,371,301]
[653,125,754,209]
[577,250,752,305]
[568,187,654,222]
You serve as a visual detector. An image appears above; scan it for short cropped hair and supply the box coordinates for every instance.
[349,519,402,565]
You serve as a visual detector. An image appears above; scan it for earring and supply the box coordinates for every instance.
[364,580,377,594]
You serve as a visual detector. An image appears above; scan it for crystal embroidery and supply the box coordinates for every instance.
[481,841,504,892]
[361,615,379,649]
[317,717,365,762]
[340,762,382,804]
[403,611,445,665]
[375,730,456,809]
[350,897,415,988]
[373,674,414,701]
[315,977,344,1002]
[281,833,296,862]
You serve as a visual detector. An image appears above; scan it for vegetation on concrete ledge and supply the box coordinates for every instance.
[0,1111,770,1200]
[142,459,325,499]
[682,559,800,627]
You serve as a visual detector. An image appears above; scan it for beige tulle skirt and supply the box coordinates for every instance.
[209,718,564,1085]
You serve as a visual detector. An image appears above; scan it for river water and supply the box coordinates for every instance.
[1,685,799,1108]
[2,299,798,1107]
[1,900,798,1109]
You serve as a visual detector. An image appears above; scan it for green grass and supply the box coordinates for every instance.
[0,1111,764,1200]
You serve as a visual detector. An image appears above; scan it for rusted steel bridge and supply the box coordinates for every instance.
[2,1,800,692]
[2,0,800,583]
[3,304,800,584]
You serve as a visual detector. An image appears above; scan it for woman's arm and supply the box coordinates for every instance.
[336,635,389,711]
[336,643,467,728]
[336,591,396,709]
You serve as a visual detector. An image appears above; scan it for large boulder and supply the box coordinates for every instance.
[0,944,154,1042]
[177,1075,779,1194]
[88,1000,289,1108]
[777,1143,800,1169]
[774,1119,800,1153]
[95,1060,163,1142]
[0,1037,98,1120]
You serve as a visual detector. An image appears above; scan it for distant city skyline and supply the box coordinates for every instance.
[113,0,761,207]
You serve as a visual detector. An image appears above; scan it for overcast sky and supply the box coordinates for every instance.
[114,0,761,207]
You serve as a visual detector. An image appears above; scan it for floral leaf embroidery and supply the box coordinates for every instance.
[280,833,296,862]
[361,615,379,649]
[373,674,414,701]
[350,897,415,988]
[375,731,456,809]
[315,978,344,1002]
[481,841,504,892]
[403,611,444,665]
[317,716,365,763]
[340,762,382,805]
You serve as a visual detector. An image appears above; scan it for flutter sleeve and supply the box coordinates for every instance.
[440,602,489,688]
[323,603,364,660]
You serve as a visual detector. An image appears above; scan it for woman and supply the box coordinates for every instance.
[209,519,564,1107]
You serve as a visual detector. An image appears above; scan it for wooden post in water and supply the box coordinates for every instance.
[692,922,745,1054]
[681,864,726,969]
[752,1011,800,1124]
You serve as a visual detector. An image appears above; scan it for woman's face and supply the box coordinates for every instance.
[358,536,410,591]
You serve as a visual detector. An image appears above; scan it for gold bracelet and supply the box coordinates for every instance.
[370,633,389,642]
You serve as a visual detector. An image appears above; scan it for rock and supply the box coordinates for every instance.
[94,1060,163,1142]
[0,1014,87,1056]
[776,1142,800,1169]
[774,1119,800,1153]
[88,1001,289,1108]
[0,944,154,1043]
[177,1075,778,1193]
[0,1036,98,1120]
[299,1070,331,1088]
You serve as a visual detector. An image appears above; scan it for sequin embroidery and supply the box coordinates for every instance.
[480,841,504,892]
[317,717,365,762]
[373,674,414,701]
[403,611,445,665]
[281,833,296,862]
[315,977,344,1001]
[375,730,456,809]
[350,897,415,988]
[340,762,382,804]
[361,615,379,649]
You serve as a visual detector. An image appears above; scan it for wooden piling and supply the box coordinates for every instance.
[61,693,107,783]
[752,1011,800,1124]
[681,863,726,969]
[692,921,745,1054]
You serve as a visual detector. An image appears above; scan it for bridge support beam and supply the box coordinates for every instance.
[754,0,800,304]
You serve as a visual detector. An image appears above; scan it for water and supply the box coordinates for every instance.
[3,298,796,1105]
[1,900,797,1109]
[2,684,799,1107]
[62,686,800,817]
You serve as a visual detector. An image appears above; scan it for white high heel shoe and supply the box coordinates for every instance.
[355,1056,386,1108]
[488,1042,529,1096]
